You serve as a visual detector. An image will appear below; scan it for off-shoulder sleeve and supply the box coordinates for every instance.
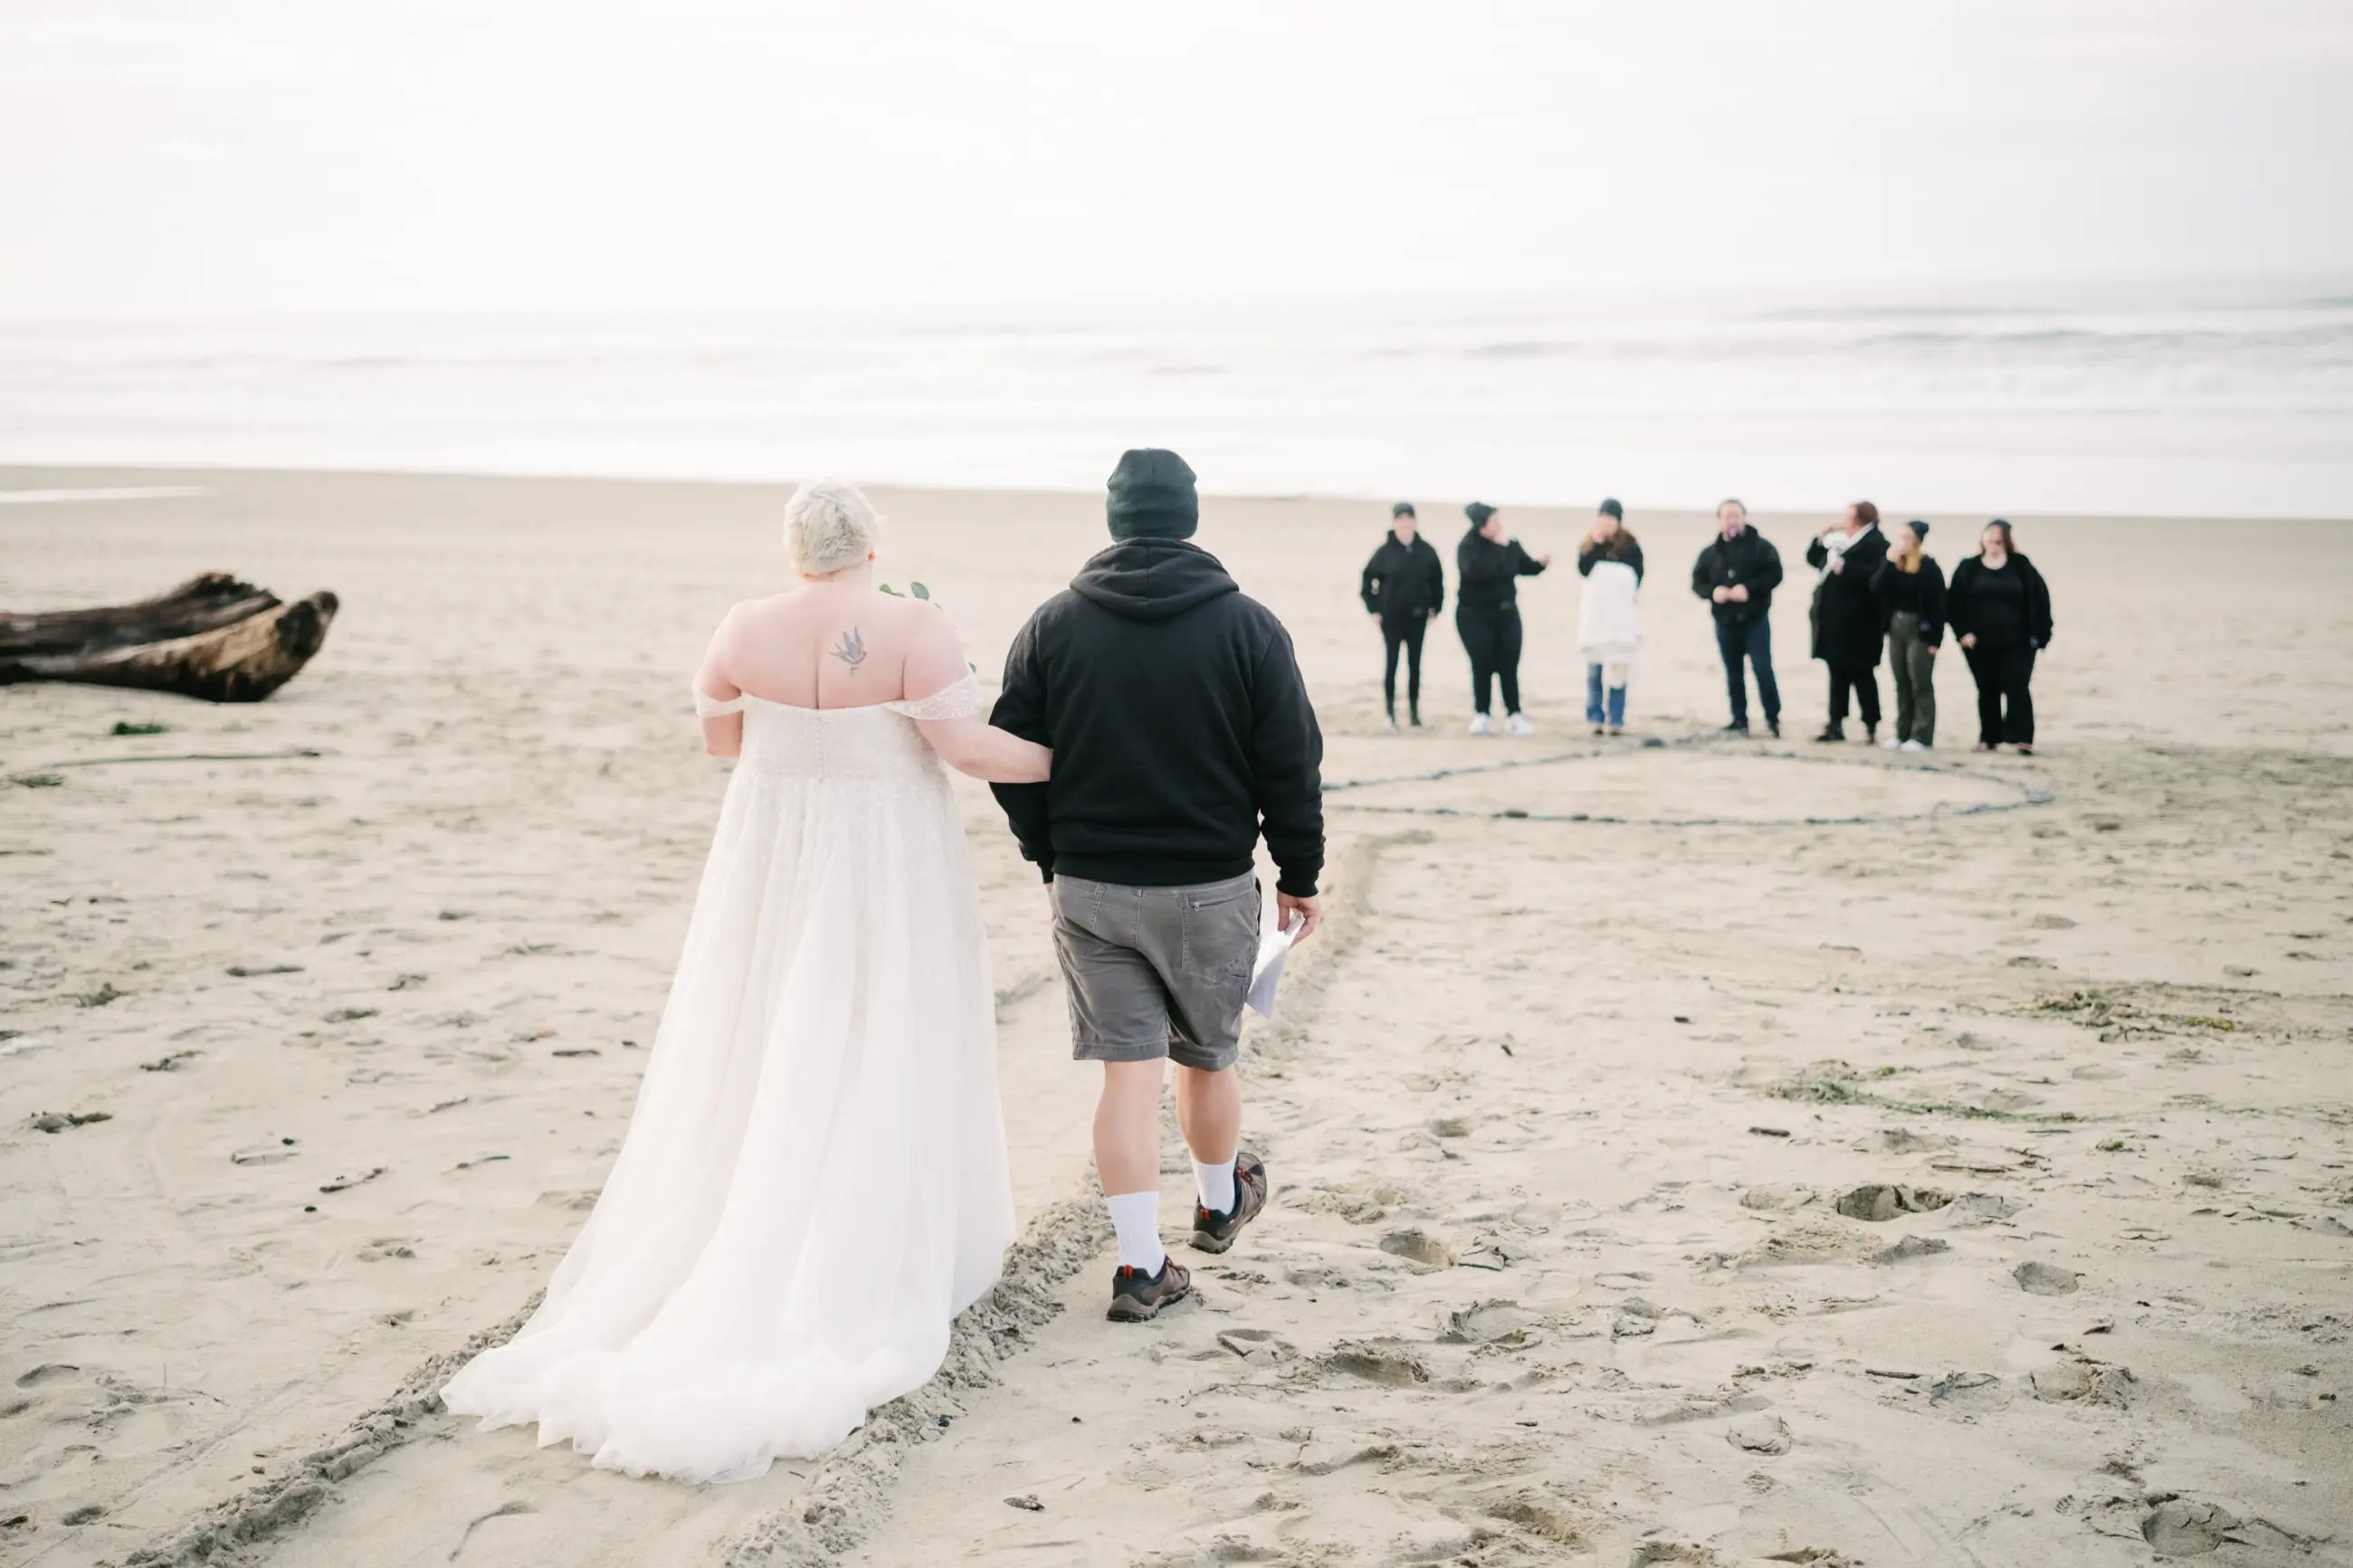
[694,685,749,718]
[886,671,985,721]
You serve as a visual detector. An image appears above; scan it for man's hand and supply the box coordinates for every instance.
[1711,585,1731,604]
[1538,552,1555,568]
[1367,612,1383,627]
[1728,584,1749,603]
[1829,556,1844,574]
[1277,890,1323,947]
[1959,632,1977,650]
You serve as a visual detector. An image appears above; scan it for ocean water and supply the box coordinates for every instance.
[3,283,2348,519]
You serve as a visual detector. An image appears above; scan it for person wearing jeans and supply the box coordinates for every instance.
[1691,498,1784,736]
[1575,499,1643,735]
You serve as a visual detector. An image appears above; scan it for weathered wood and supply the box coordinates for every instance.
[0,580,338,702]
[0,574,285,660]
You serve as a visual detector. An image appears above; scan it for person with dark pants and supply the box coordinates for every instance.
[1359,501,1444,727]
[1947,518,2053,754]
[1804,500,1891,743]
[1691,498,1784,736]
[1455,500,1549,735]
[1872,518,1945,750]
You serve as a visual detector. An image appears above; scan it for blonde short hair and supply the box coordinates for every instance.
[784,481,881,575]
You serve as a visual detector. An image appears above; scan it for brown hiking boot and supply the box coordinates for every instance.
[1106,1257,1192,1323]
[1190,1151,1268,1255]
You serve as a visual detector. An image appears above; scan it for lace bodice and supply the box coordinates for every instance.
[695,672,985,782]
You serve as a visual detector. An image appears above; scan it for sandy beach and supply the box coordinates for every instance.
[4,468,2350,1567]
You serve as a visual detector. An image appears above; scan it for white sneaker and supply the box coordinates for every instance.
[1468,713,1493,736]
[1899,738,1929,753]
[1505,713,1535,736]
[1879,736,1900,750]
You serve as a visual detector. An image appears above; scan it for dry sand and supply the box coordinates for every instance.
[2,468,2349,1568]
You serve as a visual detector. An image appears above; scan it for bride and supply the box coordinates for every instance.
[442,481,1049,1484]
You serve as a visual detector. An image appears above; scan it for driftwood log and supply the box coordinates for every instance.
[0,574,338,702]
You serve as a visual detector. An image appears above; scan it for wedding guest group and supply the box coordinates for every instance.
[1574,499,1643,735]
[1454,500,1550,736]
[1358,501,1444,727]
[1350,496,2050,752]
[1805,500,1891,743]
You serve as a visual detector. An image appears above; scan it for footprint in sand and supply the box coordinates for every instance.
[1727,1411,1795,1454]
[2031,1359,2139,1407]
[1440,1300,1540,1346]
[2142,1497,2242,1555]
[1319,1343,1431,1386]
[1834,1183,1952,1221]
[2015,1260,2082,1296]
[1378,1229,1456,1269]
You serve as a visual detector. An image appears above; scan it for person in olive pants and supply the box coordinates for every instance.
[1872,518,1946,749]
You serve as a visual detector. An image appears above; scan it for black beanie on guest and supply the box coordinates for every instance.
[1105,449,1199,540]
[1465,501,1498,529]
[1598,498,1624,520]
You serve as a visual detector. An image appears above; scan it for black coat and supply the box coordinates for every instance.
[1457,528,1547,614]
[1805,527,1891,668]
[1359,533,1444,621]
[990,538,1325,897]
[1947,552,2054,651]
[1690,525,1783,625]
[1872,554,1947,647]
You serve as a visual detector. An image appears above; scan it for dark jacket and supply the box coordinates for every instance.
[1947,553,2054,651]
[1457,528,1547,614]
[1577,535,1645,584]
[1690,525,1783,625]
[1872,554,1947,648]
[1805,525,1891,668]
[1360,533,1444,621]
[990,539,1324,897]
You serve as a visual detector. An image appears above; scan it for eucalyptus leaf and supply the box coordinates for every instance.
[910,582,930,601]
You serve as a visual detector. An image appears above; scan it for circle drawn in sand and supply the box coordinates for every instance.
[1328,742,2049,828]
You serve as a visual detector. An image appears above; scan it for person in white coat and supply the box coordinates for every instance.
[1575,499,1644,734]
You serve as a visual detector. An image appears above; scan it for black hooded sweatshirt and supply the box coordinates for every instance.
[1690,525,1784,626]
[990,538,1325,897]
[1359,532,1445,621]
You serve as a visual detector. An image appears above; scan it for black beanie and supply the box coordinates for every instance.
[1905,518,1930,541]
[1391,501,1416,518]
[1106,449,1199,541]
[1465,500,1498,529]
[1598,498,1623,520]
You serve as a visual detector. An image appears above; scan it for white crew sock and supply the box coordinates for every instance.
[1104,1190,1166,1275]
[1194,1157,1237,1217]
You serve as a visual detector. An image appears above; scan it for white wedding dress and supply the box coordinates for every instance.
[442,674,1015,1484]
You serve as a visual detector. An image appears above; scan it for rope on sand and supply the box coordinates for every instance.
[1326,733,2053,828]
[4,747,323,785]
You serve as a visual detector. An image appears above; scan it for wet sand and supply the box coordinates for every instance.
[2,469,2348,1566]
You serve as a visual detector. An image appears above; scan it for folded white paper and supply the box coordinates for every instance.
[1246,914,1306,1020]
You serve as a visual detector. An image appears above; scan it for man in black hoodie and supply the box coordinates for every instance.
[992,449,1323,1324]
[1358,501,1444,727]
[1690,498,1785,736]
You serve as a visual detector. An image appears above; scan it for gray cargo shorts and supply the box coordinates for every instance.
[1050,871,1262,1072]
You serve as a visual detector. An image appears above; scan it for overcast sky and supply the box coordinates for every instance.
[3,0,2349,319]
